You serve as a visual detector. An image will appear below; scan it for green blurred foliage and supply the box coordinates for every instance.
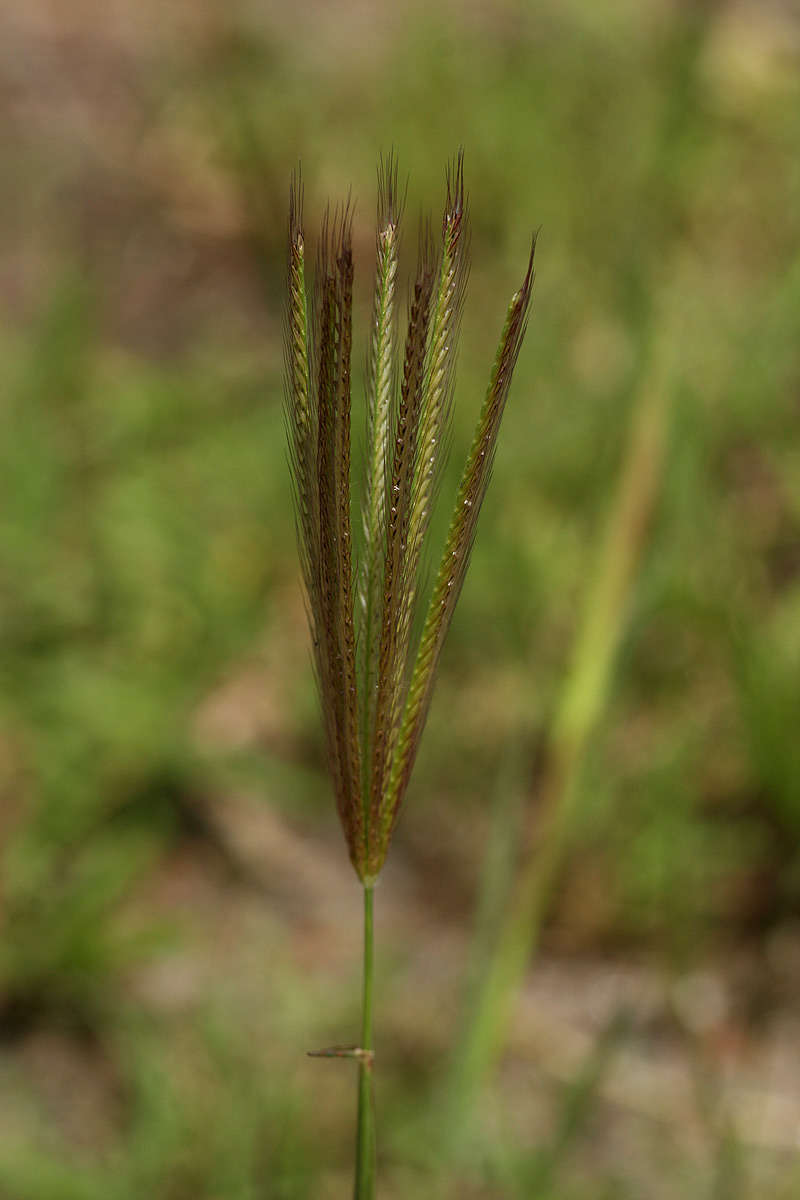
[0,0,799,1195]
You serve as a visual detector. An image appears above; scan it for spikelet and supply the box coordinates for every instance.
[379,239,536,855]
[285,172,318,628]
[403,154,469,632]
[359,154,402,817]
[367,230,436,875]
[287,193,363,874]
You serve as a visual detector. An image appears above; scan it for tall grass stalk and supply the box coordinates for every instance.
[285,154,534,1196]
[442,5,709,1122]
[444,326,674,1141]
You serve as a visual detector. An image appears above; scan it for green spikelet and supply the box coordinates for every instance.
[379,239,536,857]
[360,154,402,842]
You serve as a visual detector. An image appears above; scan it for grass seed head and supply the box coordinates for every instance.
[285,155,534,882]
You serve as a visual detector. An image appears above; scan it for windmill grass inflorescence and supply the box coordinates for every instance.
[285,152,534,1196]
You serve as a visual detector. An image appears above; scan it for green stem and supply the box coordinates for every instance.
[442,321,674,1146]
[354,884,376,1198]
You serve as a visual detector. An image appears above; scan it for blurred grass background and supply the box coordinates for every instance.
[1,0,799,1196]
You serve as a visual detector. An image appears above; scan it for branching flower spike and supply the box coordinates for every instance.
[285,153,534,1197]
[286,153,534,883]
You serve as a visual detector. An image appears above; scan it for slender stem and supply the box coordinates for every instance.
[354,884,376,1198]
[442,322,674,1144]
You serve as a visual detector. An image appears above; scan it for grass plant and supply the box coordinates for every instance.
[285,153,534,1196]
[3,3,798,1194]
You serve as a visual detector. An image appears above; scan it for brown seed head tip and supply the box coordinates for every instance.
[317,203,332,276]
[289,166,304,247]
[377,149,406,231]
[444,148,467,237]
[316,198,354,281]
[446,148,465,215]
[335,194,354,265]
[523,231,538,296]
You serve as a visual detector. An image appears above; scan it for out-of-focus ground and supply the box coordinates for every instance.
[1,0,799,1196]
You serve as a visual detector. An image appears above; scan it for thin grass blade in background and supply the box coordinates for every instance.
[442,308,675,1143]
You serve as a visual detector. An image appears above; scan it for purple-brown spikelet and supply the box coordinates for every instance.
[285,155,534,883]
[285,174,318,616]
[367,234,435,874]
[331,215,363,867]
[301,202,363,872]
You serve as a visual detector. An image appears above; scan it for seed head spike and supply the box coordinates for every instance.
[285,157,534,881]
